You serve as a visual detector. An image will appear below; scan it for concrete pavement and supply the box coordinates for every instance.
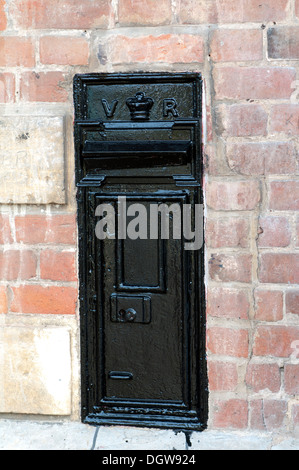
[0,419,298,450]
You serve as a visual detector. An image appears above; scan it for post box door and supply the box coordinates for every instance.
[100,194,187,404]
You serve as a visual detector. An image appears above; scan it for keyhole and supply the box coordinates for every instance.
[118,308,137,322]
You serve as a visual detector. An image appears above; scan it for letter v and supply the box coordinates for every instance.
[101,99,118,117]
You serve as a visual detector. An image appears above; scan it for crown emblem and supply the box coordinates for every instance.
[126,92,154,120]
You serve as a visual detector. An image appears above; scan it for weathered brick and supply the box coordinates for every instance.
[297,0,299,18]
[10,0,113,29]
[263,400,287,431]
[11,285,78,315]
[270,105,299,135]
[0,215,12,244]
[297,218,299,247]
[206,218,249,249]
[246,363,281,392]
[206,181,260,211]
[286,290,299,315]
[40,250,77,282]
[292,404,299,428]
[223,104,268,137]
[268,27,299,60]
[253,326,299,357]
[249,400,266,430]
[118,0,171,25]
[285,365,299,395]
[258,216,291,247]
[207,327,249,357]
[20,72,68,103]
[269,181,299,210]
[213,399,248,429]
[0,37,35,67]
[0,286,7,314]
[227,142,297,176]
[106,34,204,64]
[207,287,250,319]
[179,0,288,24]
[0,0,7,30]
[40,36,89,65]
[209,253,252,283]
[15,214,76,245]
[254,289,283,322]
[0,74,15,103]
[259,254,299,284]
[214,66,295,100]
[0,250,36,281]
[211,29,263,62]
[208,361,238,391]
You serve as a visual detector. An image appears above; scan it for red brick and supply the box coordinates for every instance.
[263,399,287,431]
[208,361,238,391]
[270,105,299,135]
[214,66,295,100]
[206,181,260,211]
[253,326,299,357]
[213,399,248,429]
[0,215,12,244]
[269,181,299,210]
[0,74,15,103]
[259,254,299,285]
[0,250,36,281]
[224,104,268,137]
[0,0,7,30]
[205,106,213,143]
[40,37,89,65]
[0,37,35,67]
[249,400,266,430]
[108,34,204,64]
[15,214,76,245]
[246,363,281,392]
[211,29,263,62]
[254,290,283,322]
[179,0,288,23]
[207,287,250,320]
[0,286,7,314]
[209,253,252,283]
[206,218,249,249]
[118,0,171,25]
[207,327,249,357]
[20,72,68,103]
[10,0,113,29]
[227,142,296,176]
[258,216,291,247]
[11,285,77,315]
[40,250,77,282]
[268,27,299,60]
[286,290,299,315]
[285,365,299,395]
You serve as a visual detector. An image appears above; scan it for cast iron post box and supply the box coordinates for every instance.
[74,73,208,430]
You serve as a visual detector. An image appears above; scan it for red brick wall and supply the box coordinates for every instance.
[0,0,298,433]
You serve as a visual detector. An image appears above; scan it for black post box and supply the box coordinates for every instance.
[74,73,208,430]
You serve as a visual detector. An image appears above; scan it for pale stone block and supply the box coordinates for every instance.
[0,326,71,415]
[0,116,65,204]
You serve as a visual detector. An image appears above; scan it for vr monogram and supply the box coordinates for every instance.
[101,94,179,119]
